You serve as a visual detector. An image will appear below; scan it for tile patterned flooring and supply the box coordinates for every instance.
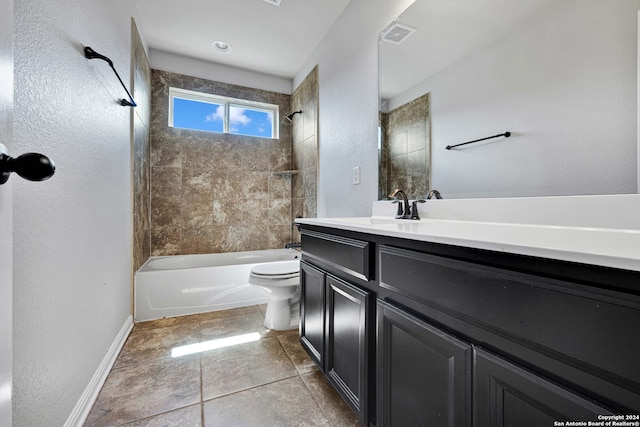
[85,305,362,427]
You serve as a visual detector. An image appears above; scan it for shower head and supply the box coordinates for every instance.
[285,110,302,122]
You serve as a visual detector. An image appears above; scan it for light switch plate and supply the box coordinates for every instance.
[352,166,360,185]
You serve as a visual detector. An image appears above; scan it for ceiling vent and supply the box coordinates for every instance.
[380,21,416,45]
[262,0,282,6]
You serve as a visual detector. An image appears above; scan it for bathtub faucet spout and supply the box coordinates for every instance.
[285,242,301,249]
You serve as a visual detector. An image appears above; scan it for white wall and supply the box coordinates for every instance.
[0,0,14,423]
[393,0,640,199]
[13,0,136,424]
[150,48,293,95]
[295,0,414,217]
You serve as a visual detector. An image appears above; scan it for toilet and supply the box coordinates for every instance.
[249,260,300,330]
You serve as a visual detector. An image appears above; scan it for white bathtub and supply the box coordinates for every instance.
[134,248,301,322]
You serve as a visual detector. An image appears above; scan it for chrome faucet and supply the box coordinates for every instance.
[389,189,411,219]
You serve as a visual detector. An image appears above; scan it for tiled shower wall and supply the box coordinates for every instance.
[291,66,318,242]
[379,93,430,200]
[149,70,293,255]
[132,19,151,272]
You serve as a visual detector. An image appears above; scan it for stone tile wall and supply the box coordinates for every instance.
[132,19,151,271]
[291,66,318,243]
[379,93,430,200]
[149,70,293,255]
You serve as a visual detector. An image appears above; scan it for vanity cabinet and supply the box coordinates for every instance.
[325,275,370,422]
[377,297,613,427]
[299,260,372,423]
[298,227,374,426]
[377,243,639,421]
[298,224,640,426]
[377,300,472,426]
[474,348,610,425]
[299,261,325,368]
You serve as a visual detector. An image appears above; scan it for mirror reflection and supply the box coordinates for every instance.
[379,0,640,200]
[378,93,430,200]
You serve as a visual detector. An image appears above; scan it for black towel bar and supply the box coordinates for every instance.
[446,131,510,150]
[84,46,137,107]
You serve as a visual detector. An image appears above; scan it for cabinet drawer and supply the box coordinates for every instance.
[379,245,640,412]
[301,229,372,281]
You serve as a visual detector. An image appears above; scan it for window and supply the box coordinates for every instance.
[169,87,279,139]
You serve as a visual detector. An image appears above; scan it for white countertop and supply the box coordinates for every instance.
[295,216,640,272]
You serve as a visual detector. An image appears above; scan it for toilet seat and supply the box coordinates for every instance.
[250,260,300,280]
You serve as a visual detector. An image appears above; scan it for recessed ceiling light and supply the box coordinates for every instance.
[212,40,232,54]
[262,0,281,6]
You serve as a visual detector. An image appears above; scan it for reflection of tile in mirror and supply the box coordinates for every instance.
[380,93,430,199]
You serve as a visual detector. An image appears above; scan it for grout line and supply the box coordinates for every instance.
[199,307,298,407]
[272,332,337,425]
[94,306,329,427]
[201,374,301,404]
[299,372,335,426]
[110,403,202,427]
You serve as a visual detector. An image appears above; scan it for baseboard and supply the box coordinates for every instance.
[64,314,133,427]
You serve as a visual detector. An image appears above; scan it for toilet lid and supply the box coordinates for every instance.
[251,260,300,277]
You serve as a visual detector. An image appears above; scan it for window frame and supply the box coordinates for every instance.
[168,87,279,139]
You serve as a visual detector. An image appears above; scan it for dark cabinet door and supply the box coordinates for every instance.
[474,348,612,426]
[325,275,370,423]
[377,300,472,427]
[300,261,325,369]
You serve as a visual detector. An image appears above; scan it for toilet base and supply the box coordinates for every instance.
[264,299,299,331]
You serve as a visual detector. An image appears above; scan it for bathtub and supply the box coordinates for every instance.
[134,248,301,322]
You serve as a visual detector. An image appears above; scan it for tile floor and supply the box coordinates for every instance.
[85,305,362,427]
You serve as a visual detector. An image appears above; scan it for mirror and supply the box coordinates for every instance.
[379,0,640,200]
[378,91,430,200]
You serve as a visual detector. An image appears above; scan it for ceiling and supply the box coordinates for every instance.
[379,0,553,100]
[132,0,554,96]
[132,0,352,79]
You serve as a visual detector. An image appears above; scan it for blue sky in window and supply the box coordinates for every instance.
[173,97,273,138]
[173,98,223,132]
[229,106,273,137]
